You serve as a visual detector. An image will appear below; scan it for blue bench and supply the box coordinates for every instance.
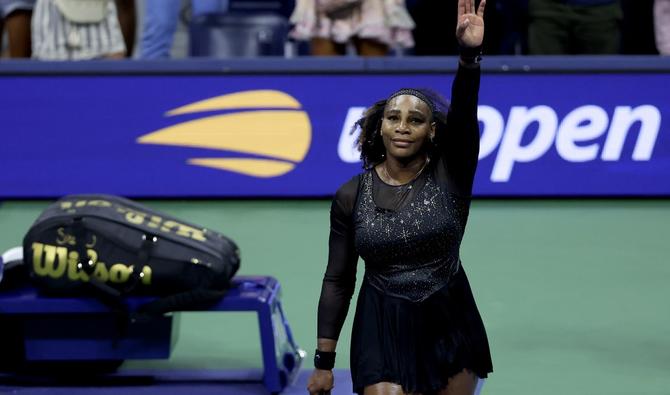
[0,274,305,394]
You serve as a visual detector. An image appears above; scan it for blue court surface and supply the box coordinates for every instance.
[0,369,352,395]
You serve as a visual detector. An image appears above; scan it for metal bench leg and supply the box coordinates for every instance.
[273,301,305,384]
[257,302,283,394]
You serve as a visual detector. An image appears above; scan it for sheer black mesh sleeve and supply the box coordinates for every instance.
[317,176,360,340]
[436,64,481,197]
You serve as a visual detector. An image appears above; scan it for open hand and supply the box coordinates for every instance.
[456,0,486,48]
[307,369,334,395]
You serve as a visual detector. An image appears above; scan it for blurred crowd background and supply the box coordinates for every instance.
[0,0,668,60]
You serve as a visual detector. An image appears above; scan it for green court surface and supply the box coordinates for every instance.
[1,199,669,395]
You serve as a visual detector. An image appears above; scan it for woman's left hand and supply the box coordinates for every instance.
[456,0,486,48]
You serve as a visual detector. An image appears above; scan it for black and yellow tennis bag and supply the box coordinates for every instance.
[22,195,240,313]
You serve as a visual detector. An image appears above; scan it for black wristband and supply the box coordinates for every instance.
[314,350,336,370]
[459,45,483,64]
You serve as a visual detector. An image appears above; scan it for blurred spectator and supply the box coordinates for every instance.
[655,0,670,54]
[407,0,525,56]
[115,0,136,57]
[32,0,126,60]
[139,0,221,59]
[620,0,658,54]
[528,0,621,54]
[406,0,457,55]
[495,0,528,54]
[290,0,414,56]
[0,0,33,57]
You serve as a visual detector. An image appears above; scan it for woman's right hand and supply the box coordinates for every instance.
[307,368,334,395]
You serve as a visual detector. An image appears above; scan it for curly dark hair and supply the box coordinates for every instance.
[354,88,451,169]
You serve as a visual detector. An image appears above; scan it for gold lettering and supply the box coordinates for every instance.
[60,200,112,211]
[67,251,90,282]
[147,216,162,229]
[109,264,132,283]
[42,245,58,277]
[31,244,143,286]
[141,265,152,285]
[125,210,146,225]
[87,249,98,264]
[55,229,96,248]
[160,221,206,241]
[92,262,109,282]
[55,246,68,278]
[32,242,45,274]
[85,235,97,249]
[160,220,178,234]
[175,224,207,242]
[56,228,76,246]
[33,244,68,278]
[87,200,111,207]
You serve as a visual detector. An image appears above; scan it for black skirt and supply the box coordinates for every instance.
[349,266,493,394]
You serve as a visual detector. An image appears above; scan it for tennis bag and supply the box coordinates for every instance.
[22,194,240,313]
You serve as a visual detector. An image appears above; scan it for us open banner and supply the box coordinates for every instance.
[0,71,668,197]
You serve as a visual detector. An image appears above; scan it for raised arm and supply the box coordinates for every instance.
[440,0,485,196]
[456,0,486,55]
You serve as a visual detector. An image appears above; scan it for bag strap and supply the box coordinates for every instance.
[71,218,227,319]
[71,218,123,302]
[133,287,228,320]
[71,218,154,294]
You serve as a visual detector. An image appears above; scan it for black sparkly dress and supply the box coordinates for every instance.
[318,65,493,394]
